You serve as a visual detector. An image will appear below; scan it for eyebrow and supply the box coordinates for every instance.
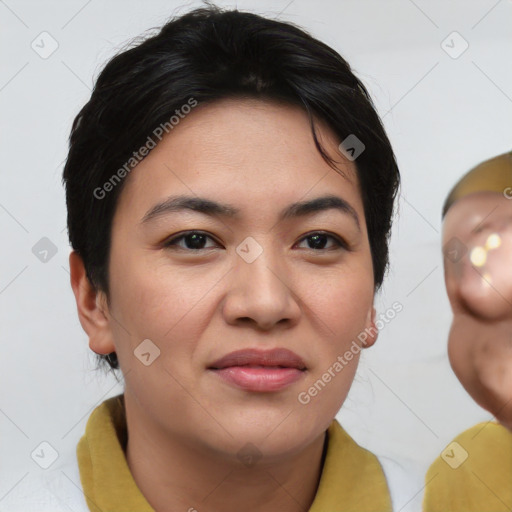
[141,194,360,231]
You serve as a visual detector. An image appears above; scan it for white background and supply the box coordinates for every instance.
[1,0,511,510]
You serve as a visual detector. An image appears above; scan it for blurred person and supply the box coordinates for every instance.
[423,151,512,511]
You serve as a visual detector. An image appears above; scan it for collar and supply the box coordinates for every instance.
[423,421,512,511]
[77,394,391,512]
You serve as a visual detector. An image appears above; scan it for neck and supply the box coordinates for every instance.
[123,393,327,512]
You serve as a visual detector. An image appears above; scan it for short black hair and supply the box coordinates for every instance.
[63,4,400,372]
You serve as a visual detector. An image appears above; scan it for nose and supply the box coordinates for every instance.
[221,242,301,331]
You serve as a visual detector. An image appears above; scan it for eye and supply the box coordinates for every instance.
[163,231,220,251]
[163,230,348,252]
[295,231,348,251]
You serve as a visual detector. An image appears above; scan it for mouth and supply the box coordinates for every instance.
[208,348,307,392]
[209,348,306,370]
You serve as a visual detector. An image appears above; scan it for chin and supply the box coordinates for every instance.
[494,412,512,432]
[470,365,512,427]
[214,409,323,454]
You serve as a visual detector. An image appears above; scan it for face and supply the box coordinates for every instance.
[78,98,377,460]
[442,191,512,429]
[443,191,512,320]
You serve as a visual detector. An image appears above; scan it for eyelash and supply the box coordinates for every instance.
[163,230,349,252]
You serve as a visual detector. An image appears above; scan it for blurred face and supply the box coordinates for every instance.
[442,191,512,429]
[95,98,377,460]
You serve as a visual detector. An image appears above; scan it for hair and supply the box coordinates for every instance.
[63,3,400,372]
[442,150,512,218]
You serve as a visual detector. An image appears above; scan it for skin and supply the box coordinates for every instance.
[69,98,379,512]
[443,191,512,431]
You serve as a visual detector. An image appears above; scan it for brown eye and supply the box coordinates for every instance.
[296,232,348,251]
[164,231,219,251]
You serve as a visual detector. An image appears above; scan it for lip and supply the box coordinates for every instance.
[209,348,306,370]
[208,348,307,392]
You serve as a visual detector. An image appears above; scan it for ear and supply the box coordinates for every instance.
[69,251,116,355]
[361,305,378,349]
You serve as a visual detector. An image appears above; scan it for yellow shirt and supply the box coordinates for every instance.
[77,394,392,511]
[423,421,512,512]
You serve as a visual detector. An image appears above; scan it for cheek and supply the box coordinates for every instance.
[292,267,373,406]
[304,268,373,397]
[107,257,223,413]
[302,267,374,339]
[107,249,223,361]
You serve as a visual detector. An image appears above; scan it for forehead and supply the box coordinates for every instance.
[114,98,363,221]
[443,191,512,240]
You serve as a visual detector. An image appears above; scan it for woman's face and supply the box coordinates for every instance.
[94,98,377,459]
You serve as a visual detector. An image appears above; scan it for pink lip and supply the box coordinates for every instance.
[208,348,307,392]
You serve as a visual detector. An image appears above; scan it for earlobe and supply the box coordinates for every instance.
[362,305,379,349]
[69,251,116,355]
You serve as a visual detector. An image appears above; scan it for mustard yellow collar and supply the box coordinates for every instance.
[77,394,391,512]
[423,422,512,511]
